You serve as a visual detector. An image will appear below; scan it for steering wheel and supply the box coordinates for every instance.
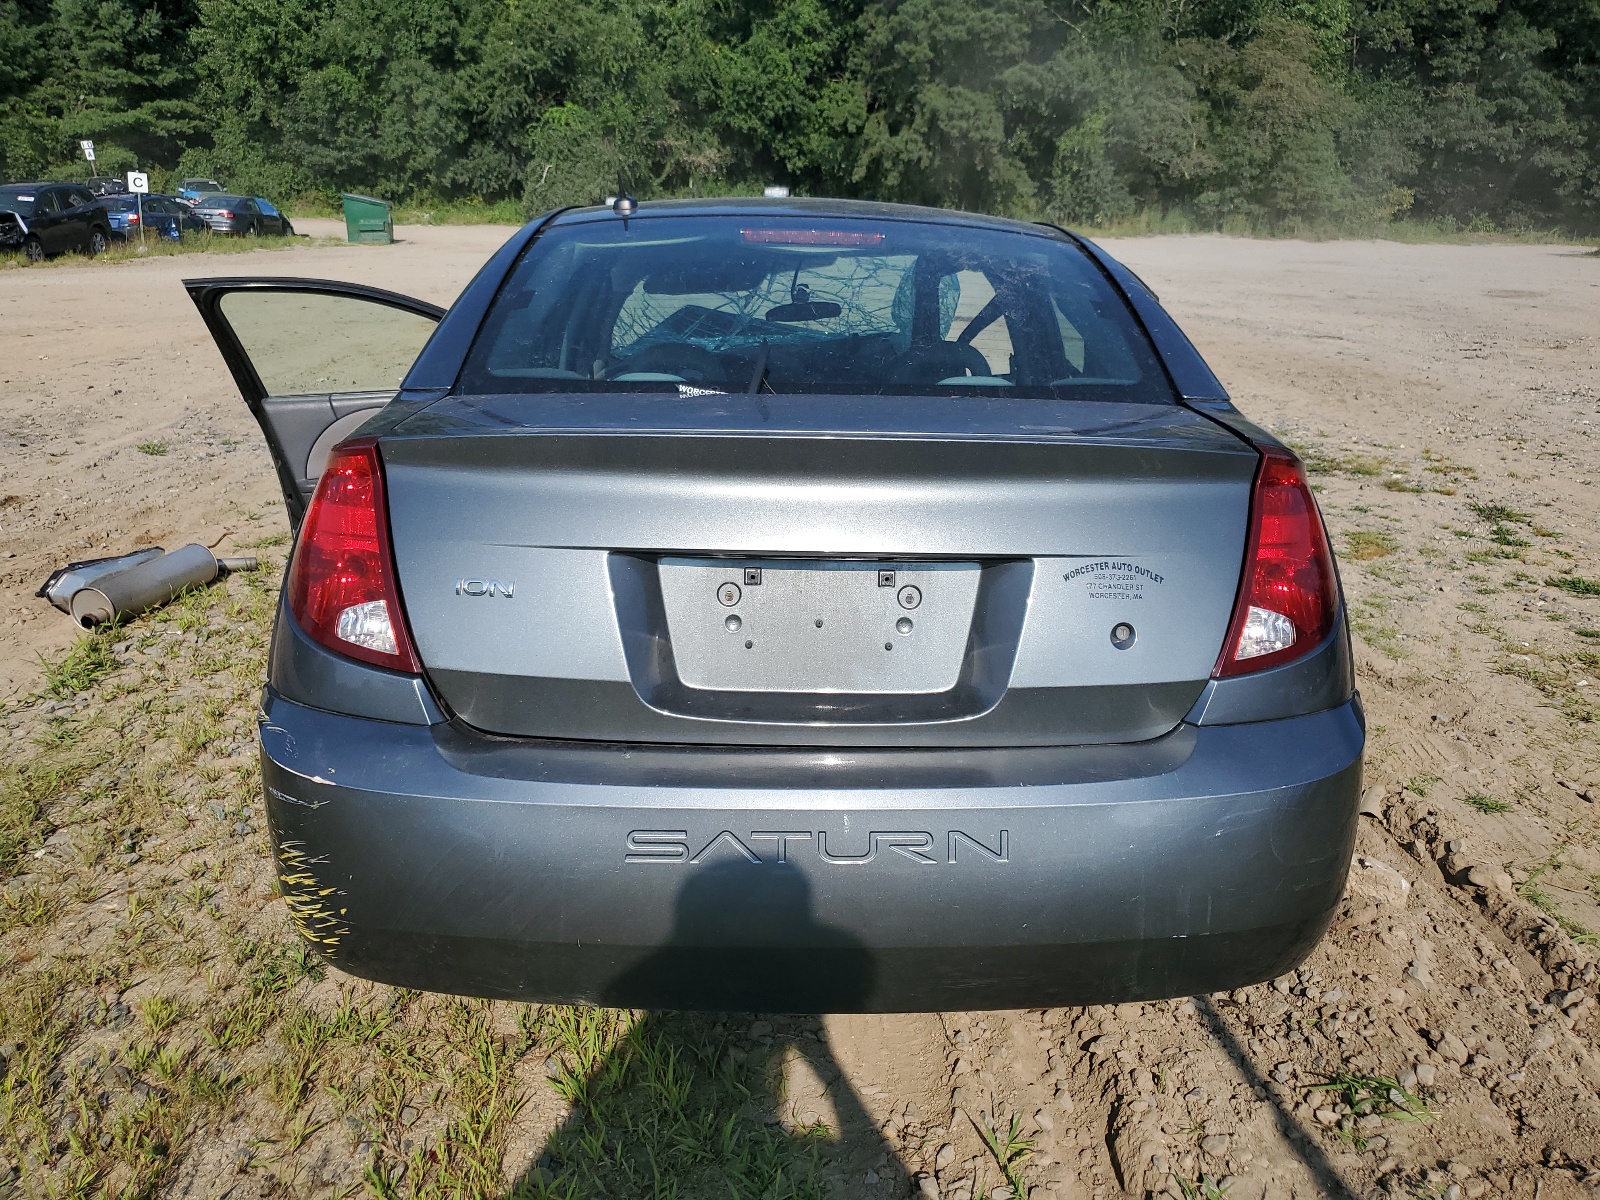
[606,343,729,386]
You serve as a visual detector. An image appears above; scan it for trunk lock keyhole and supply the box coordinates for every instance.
[1111,622,1136,649]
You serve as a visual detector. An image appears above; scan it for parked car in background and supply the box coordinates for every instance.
[86,176,126,197]
[187,197,1361,1013]
[0,183,111,261]
[176,178,226,204]
[102,193,208,241]
[190,195,294,237]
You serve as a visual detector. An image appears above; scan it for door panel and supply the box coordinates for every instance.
[36,190,65,254]
[185,278,444,524]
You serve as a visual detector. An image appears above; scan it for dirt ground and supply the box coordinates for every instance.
[3,224,1600,1199]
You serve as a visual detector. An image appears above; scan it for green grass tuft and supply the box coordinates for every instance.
[137,440,169,456]
[1469,501,1531,524]
[36,631,118,698]
[1344,530,1398,561]
[1549,575,1600,597]
[1463,792,1512,814]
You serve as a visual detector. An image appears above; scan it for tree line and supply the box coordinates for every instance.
[3,0,1599,231]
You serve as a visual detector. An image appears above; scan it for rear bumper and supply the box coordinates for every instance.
[259,691,1363,1011]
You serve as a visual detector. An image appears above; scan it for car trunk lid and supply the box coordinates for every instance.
[382,393,1257,747]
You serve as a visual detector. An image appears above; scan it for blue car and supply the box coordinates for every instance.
[103,194,208,242]
[175,177,226,205]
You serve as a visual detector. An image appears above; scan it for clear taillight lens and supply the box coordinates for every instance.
[287,439,420,673]
[1213,445,1339,677]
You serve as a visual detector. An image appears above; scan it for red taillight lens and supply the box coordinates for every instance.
[1213,445,1339,677]
[218,210,233,219]
[287,439,420,674]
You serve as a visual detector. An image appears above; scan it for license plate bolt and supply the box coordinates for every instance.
[717,582,742,606]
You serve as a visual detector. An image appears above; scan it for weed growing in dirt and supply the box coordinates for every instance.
[136,440,168,456]
[1549,575,1600,597]
[35,630,118,698]
[1517,856,1600,944]
[1489,524,1531,547]
[239,530,290,549]
[1176,1174,1233,1199]
[1310,1071,1435,1150]
[1383,477,1427,494]
[1297,447,1388,478]
[1344,530,1399,560]
[973,1111,1034,1199]
[1463,793,1513,814]
[1469,501,1531,524]
[1422,450,1476,480]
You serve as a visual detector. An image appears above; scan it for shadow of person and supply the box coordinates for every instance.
[506,860,920,1198]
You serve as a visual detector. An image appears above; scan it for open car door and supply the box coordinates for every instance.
[186,277,444,526]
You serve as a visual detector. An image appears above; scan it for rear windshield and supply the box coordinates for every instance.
[0,190,37,217]
[104,197,137,211]
[200,195,246,207]
[457,215,1173,402]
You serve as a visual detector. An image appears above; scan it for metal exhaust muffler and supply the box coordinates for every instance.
[37,547,167,612]
[65,544,258,628]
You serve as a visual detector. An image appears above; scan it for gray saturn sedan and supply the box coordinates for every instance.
[187,197,1362,1013]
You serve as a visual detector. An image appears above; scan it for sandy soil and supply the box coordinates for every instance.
[4,226,1600,1197]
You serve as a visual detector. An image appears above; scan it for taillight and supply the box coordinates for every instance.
[1213,445,1338,677]
[287,439,420,673]
[218,210,233,219]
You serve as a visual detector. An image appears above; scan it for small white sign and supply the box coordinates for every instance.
[127,171,149,194]
[79,140,95,162]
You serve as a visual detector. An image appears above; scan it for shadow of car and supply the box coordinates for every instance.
[0,182,111,261]
[102,193,208,242]
[189,194,294,237]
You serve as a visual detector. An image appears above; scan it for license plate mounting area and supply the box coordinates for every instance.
[658,558,980,694]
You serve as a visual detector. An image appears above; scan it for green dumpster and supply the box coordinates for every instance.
[340,193,393,243]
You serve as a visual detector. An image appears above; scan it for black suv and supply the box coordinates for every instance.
[0,183,112,262]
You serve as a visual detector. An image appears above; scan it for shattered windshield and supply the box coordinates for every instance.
[0,189,38,218]
[457,215,1173,402]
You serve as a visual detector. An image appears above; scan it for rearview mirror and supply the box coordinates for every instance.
[766,300,842,323]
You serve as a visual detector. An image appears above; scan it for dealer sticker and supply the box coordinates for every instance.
[1063,560,1165,601]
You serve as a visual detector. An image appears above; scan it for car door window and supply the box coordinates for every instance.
[256,198,280,216]
[192,282,443,523]
[35,190,61,215]
[217,291,439,397]
[239,199,259,214]
[67,189,94,209]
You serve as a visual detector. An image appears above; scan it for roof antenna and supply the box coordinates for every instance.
[612,170,636,220]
